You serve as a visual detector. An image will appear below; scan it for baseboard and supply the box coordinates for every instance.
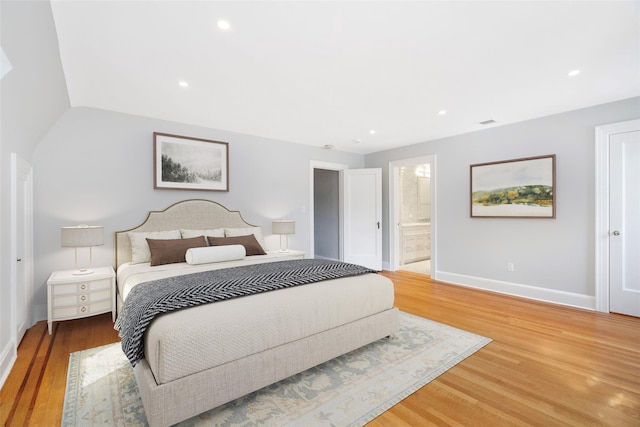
[0,339,17,389]
[436,271,596,311]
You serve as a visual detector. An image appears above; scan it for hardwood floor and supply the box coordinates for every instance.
[2,271,638,426]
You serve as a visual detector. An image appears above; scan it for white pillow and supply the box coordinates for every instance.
[185,245,246,265]
[224,227,267,251]
[180,228,225,239]
[128,230,181,264]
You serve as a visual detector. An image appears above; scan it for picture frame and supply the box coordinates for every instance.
[470,154,555,218]
[154,132,229,192]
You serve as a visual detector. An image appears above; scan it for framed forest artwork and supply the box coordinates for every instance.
[154,132,229,191]
[470,154,555,218]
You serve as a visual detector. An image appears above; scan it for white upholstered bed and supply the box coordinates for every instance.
[114,199,399,426]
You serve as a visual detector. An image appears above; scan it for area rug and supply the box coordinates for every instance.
[62,312,491,426]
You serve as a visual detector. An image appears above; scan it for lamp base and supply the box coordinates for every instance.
[72,268,94,275]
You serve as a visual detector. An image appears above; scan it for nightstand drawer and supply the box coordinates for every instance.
[53,299,111,318]
[52,278,111,295]
[53,288,111,307]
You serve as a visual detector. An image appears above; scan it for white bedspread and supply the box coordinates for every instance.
[117,258,395,385]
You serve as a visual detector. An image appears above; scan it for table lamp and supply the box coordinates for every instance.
[61,225,104,274]
[272,220,295,252]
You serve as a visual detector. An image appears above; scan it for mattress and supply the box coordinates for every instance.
[117,260,395,385]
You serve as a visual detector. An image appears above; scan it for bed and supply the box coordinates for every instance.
[114,199,399,427]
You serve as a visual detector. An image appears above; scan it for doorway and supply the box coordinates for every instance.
[314,168,340,261]
[309,161,347,260]
[389,155,436,276]
[397,164,431,275]
[309,162,383,270]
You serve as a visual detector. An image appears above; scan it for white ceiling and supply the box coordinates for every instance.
[50,0,640,154]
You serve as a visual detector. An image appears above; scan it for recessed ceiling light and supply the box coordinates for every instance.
[438,110,447,115]
[353,139,362,144]
[568,69,580,77]
[323,144,335,150]
[217,20,231,30]
[369,129,376,135]
[178,81,189,87]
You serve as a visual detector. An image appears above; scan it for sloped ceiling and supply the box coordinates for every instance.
[51,0,640,154]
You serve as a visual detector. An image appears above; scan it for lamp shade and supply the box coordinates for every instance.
[272,220,295,235]
[61,225,104,248]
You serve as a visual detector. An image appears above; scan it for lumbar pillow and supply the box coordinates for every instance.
[128,230,182,264]
[185,245,246,265]
[146,236,207,266]
[208,235,267,256]
[224,227,267,251]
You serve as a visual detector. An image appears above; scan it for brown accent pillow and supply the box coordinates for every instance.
[146,236,207,266]
[207,235,267,256]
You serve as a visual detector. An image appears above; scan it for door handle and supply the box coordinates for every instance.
[377,221,380,229]
[612,230,621,236]
[16,258,22,262]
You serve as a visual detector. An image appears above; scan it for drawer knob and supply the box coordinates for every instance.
[80,306,87,313]
[81,295,87,301]
[81,284,87,290]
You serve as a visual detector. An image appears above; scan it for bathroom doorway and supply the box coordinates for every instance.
[389,155,436,277]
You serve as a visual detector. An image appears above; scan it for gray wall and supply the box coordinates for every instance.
[31,107,364,319]
[0,0,69,383]
[365,97,640,307]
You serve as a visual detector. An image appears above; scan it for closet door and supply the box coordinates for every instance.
[11,153,34,344]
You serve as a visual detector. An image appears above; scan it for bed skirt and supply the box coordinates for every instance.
[135,307,399,427]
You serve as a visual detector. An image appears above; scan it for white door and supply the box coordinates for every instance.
[609,130,640,316]
[11,154,34,343]
[343,168,382,270]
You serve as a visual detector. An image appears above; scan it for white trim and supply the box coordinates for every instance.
[388,155,436,277]
[0,339,17,389]
[309,161,348,260]
[594,119,640,313]
[437,271,596,311]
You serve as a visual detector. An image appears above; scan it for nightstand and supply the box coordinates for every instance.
[47,266,116,334]
[266,249,305,259]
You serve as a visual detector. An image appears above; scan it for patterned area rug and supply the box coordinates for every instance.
[62,312,491,426]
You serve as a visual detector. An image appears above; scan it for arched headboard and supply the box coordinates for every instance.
[115,199,256,268]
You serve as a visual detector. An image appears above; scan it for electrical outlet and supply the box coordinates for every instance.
[507,262,515,272]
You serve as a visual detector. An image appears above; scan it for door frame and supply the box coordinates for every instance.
[309,161,348,260]
[389,155,436,275]
[594,119,639,313]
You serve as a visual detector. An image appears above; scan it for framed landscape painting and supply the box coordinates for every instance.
[154,133,229,191]
[470,154,555,218]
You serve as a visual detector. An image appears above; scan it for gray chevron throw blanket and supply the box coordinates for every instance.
[115,259,376,366]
